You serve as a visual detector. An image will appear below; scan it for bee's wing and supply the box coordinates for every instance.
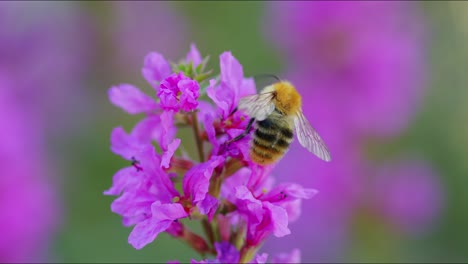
[294,110,332,162]
[237,92,275,121]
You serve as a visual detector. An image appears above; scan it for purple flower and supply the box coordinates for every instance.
[186,43,203,67]
[109,84,160,115]
[271,249,301,263]
[159,72,200,112]
[105,123,223,249]
[207,52,256,120]
[372,159,443,234]
[0,2,93,261]
[142,52,173,89]
[107,45,317,262]
[191,242,270,264]
[220,166,316,248]
[262,2,438,262]
[202,52,258,160]
[0,1,94,134]
[182,157,224,203]
[192,242,240,264]
[0,74,59,262]
[182,155,225,215]
[266,1,427,137]
[231,185,302,247]
[214,242,240,263]
[112,1,188,75]
[129,202,188,249]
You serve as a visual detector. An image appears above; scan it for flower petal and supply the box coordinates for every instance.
[197,194,219,221]
[261,183,318,203]
[110,126,144,159]
[185,43,202,67]
[110,191,154,227]
[128,216,171,249]
[207,79,231,118]
[142,52,172,88]
[182,155,225,204]
[151,202,188,222]
[131,115,162,144]
[103,167,139,196]
[265,203,291,238]
[128,202,187,249]
[178,79,200,111]
[220,52,243,97]
[108,84,158,114]
[160,110,177,150]
[161,138,181,169]
[198,101,219,152]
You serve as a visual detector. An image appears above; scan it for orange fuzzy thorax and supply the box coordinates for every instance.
[270,81,302,115]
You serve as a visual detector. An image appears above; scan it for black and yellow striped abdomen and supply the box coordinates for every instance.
[250,117,294,165]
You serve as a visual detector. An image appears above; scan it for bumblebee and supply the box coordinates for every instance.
[232,80,331,165]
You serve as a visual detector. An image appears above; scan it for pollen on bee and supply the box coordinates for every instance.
[273,81,302,115]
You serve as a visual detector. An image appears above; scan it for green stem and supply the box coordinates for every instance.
[208,166,223,198]
[201,218,216,246]
[191,111,205,162]
[239,246,258,263]
[181,227,215,256]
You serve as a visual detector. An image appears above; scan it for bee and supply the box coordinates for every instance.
[230,80,331,165]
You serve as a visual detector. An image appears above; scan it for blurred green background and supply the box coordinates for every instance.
[5,1,467,262]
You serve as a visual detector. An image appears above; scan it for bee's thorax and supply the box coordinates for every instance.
[270,81,302,116]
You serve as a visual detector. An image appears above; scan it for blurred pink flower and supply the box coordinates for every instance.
[371,159,443,234]
[265,1,427,137]
[112,1,189,73]
[0,2,94,262]
[263,2,442,262]
[0,2,95,134]
[0,74,59,262]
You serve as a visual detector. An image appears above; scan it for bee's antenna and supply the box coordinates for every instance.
[253,73,282,82]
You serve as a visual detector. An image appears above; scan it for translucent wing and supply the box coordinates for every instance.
[237,92,275,121]
[294,110,332,162]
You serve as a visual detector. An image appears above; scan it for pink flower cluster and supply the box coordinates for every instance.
[106,44,312,263]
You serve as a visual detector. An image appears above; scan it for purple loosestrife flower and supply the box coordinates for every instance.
[159,72,200,112]
[106,45,314,263]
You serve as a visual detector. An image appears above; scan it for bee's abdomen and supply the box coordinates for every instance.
[250,118,293,165]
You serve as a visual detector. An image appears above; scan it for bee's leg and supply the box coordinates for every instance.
[228,107,238,117]
[227,118,255,143]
